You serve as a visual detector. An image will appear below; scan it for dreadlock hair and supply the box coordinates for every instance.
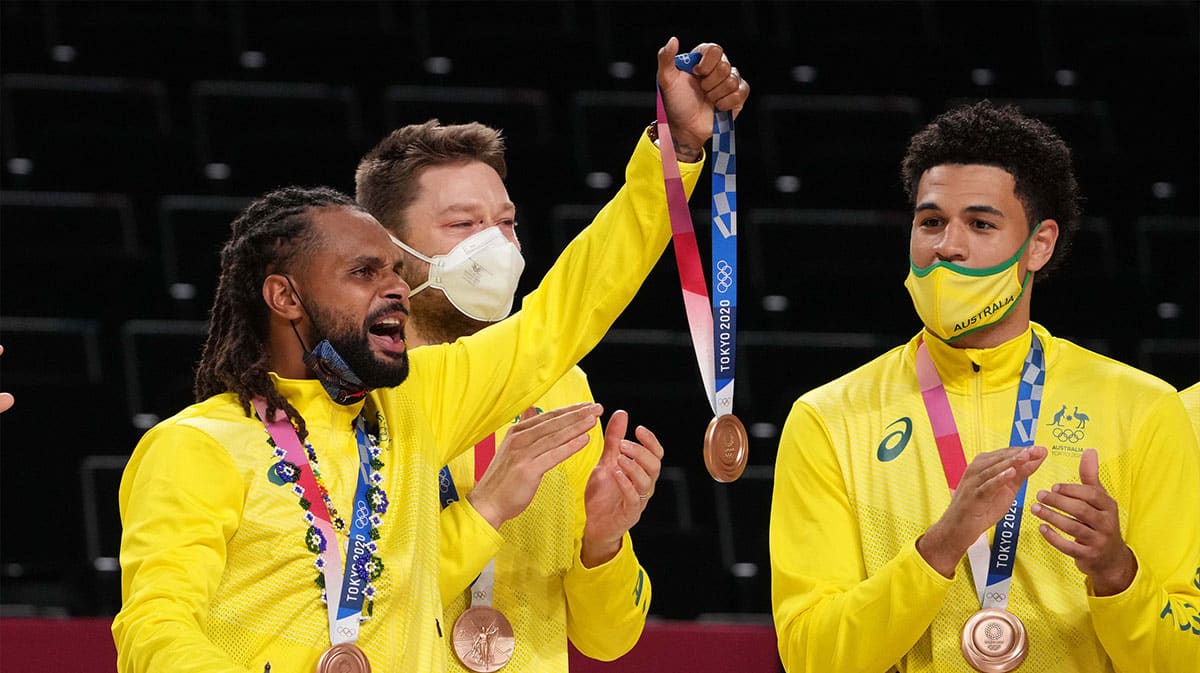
[901,100,1083,279]
[194,186,362,439]
[355,119,507,236]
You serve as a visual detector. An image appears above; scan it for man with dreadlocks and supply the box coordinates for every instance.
[112,40,748,673]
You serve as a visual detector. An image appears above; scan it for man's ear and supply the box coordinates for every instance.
[1026,219,1059,273]
[262,274,306,322]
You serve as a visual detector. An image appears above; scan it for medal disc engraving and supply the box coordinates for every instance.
[452,606,515,672]
[704,414,748,482]
[961,608,1028,673]
[315,642,371,673]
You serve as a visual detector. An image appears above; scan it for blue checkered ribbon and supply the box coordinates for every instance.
[983,333,1045,598]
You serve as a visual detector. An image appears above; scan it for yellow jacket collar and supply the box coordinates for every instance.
[268,372,366,430]
[912,322,1055,394]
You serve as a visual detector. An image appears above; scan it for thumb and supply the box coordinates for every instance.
[603,410,630,465]
[1079,448,1100,486]
[657,36,680,89]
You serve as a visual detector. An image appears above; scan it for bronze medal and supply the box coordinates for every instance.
[315,642,371,673]
[703,413,748,482]
[452,606,515,672]
[960,608,1028,673]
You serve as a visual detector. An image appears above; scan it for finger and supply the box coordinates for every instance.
[970,446,1029,472]
[968,446,1043,486]
[977,449,1043,492]
[632,424,665,460]
[698,59,733,94]
[511,401,594,431]
[969,448,1028,485]
[620,440,662,482]
[0,344,5,357]
[1030,501,1092,541]
[523,410,603,457]
[603,410,630,463]
[618,448,654,494]
[1048,482,1113,511]
[1037,488,1106,527]
[713,79,750,116]
[1038,522,1086,558]
[1011,446,1048,481]
[508,400,597,431]
[532,432,591,474]
[1079,448,1101,487]
[656,36,681,89]
[690,43,725,77]
[613,467,643,508]
[0,392,13,414]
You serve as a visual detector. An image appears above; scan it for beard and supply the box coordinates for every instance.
[408,288,492,344]
[307,302,410,390]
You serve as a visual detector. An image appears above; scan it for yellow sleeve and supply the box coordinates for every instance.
[770,400,953,673]
[1179,382,1200,440]
[561,371,650,660]
[437,498,504,608]
[410,134,703,465]
[564,532,650,660]
[111,423,253,673]
[1087,392,1200,673]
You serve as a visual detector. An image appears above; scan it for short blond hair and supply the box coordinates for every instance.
[355,119,507,236]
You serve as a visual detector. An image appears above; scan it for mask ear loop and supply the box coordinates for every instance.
[388,234,434,295]
[281,274,313,353]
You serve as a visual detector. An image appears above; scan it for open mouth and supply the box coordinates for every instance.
[368,316,407,355]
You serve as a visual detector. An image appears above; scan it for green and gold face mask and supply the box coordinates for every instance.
[904,223,1041,342]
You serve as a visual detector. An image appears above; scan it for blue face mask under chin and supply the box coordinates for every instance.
[283,275,369,406]
[301,337,369,405]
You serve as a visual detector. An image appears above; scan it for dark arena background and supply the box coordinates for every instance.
[0,1,1197,671]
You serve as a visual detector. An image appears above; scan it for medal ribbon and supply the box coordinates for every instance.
[254,400,376,646]
[656,51,738,417]
[915,333,1045,610]
[438,432,499,509]
[439,418,530,609]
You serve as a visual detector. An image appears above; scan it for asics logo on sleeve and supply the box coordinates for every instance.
[877,417,913,462]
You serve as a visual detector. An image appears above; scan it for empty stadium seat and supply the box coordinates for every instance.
[1,74,182,191]
[756,95,923,208]
[120,319,208,431]
[190,80,367,192]
[742,207,918,332]
[0,191,161,321]
[158,194,252,318]
[711,464,774,614]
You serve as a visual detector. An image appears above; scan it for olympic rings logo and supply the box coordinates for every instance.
[985,592,1007,602]
[1053,427,1086,443]
[337,626,355,638]
[355,501,371,529]
[715,260,734,293]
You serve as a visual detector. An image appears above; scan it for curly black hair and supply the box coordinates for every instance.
[901,101,1082,278]
[194,185,362,439]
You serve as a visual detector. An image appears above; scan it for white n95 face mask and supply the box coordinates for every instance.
[391,226,525,322]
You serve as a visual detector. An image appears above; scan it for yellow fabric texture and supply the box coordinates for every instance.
[438,367,650,673]
[1180,382,1200,441]
[771,322,1200,673]
[112,133,701,673]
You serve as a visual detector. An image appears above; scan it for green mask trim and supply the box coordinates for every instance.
[909,220,1043,278]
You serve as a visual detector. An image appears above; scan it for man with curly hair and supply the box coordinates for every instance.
[770,101,1200,673]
